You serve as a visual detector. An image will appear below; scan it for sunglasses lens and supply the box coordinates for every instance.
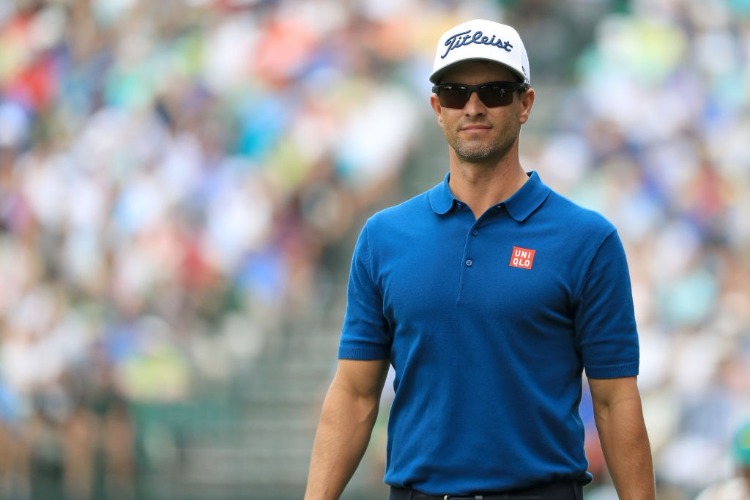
[435,82,522,108]
[438,88,469,109]
[478,84,514,107]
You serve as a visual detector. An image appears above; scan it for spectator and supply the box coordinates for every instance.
[695,420,750,500]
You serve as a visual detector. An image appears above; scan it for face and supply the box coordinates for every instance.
[431,61,534,165]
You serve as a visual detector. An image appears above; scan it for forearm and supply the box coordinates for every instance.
[594,395,655,500]
[305,379,381,499]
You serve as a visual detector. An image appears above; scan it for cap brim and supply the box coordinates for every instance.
[429,59,527,84]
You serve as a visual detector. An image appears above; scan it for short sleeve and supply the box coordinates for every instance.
[576,230,640,379]
[338,223,392,360]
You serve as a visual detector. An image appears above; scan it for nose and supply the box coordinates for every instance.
[464,89,486,114]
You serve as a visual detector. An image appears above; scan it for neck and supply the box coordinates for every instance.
[448,158,528,219]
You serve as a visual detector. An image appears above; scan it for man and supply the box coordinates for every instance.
[306,19,655,500]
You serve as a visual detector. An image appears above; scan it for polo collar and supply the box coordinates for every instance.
[428,170,550,222]
[427,172,456,215]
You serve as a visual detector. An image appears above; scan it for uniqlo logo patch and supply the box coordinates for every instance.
[509,246,536,270]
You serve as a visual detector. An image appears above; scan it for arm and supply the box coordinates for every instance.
[305,358,390,500]
[589,376,655,500]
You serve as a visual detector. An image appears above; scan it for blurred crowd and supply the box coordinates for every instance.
[0,0,748,499]
[0,0,429,497]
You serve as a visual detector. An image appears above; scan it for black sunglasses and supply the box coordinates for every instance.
[432,81,529,109]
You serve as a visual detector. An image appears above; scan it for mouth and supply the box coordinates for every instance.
[460,124,492,133]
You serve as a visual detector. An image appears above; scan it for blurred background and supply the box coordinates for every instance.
[0,0,748,499]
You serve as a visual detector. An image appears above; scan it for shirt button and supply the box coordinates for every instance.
[465,259,473,267]
[472,230,479,236]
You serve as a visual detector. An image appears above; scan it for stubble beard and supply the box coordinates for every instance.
[451,131,516,165]
[445,110,522,165]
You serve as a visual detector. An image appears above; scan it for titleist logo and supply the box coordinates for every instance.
[441,29,514,59]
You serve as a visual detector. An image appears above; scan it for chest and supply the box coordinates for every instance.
[375,211,581,329]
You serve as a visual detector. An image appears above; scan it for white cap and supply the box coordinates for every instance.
[430,19,530,84]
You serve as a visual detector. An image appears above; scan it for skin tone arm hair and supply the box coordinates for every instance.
[305,358,390,500]
[589,376,656,500]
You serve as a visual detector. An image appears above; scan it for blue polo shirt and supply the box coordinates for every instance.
[338,171,639,495]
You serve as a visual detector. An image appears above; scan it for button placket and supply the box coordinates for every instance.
[465,222,481,267]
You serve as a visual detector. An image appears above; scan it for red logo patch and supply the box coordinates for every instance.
[509,246,536,270]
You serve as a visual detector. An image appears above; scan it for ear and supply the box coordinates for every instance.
[519,87,535,125]
[430,93,444,127]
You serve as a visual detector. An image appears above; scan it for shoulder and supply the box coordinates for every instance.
[511,171,616,239]
[533,186,619,250]
[547,189,615,230]
[363,188,435,230]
